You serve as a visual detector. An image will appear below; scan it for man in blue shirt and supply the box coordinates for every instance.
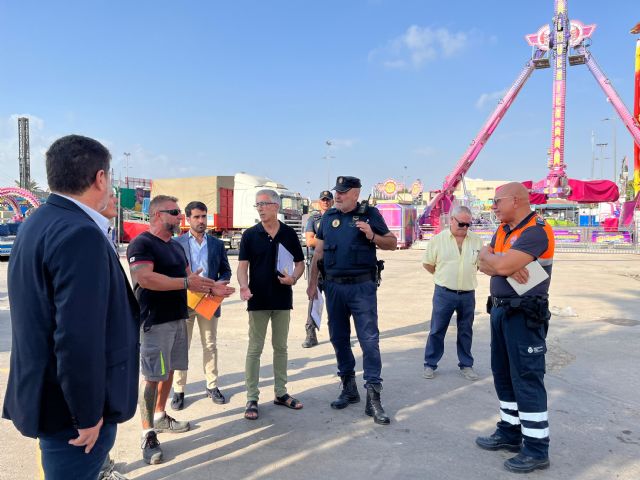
[171,201,232,410]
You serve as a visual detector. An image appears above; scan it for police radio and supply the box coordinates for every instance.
[356,195,371,215]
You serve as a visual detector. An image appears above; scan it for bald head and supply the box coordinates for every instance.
[496,182,530,204]
[492,182,532,226]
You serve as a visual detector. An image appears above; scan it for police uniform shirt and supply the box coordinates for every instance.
[238,221,305,311]
[489,213,551,297]
[304,211,323,255]
[316,204,390,276]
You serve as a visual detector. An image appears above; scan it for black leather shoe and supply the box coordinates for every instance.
[504,453,550,473]
[206,387,226,405]
[170,392,184,411]
[475,433,521,452]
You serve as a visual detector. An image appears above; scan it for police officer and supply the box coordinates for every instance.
[302,190,334,348]
[476,182,554,474]
[307,176,397,425]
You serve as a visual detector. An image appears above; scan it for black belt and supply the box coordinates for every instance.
[439,285,474,294]
[325,272,375,284]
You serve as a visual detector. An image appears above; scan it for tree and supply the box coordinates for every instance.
[14,179,39,191]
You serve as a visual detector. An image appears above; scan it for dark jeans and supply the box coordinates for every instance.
[39,422,117,480]
[325,280,382,386]
[423,285,475,369]
[491,305,549,459]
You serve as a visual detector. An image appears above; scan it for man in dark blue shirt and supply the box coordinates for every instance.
[476,182,554,474]
[307,176,397,425]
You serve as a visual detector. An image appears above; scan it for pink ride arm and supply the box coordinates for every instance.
[580,47,640,150]
[421,50,544,228]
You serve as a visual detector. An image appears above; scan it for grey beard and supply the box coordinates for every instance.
[163,222,181,235]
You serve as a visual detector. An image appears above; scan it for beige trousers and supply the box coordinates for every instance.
[173,309,219,392]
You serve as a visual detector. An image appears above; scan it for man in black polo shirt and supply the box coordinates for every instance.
[128,195,234,465]
[237,189,305,420]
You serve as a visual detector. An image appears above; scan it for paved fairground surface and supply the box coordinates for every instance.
[1,249,639,479]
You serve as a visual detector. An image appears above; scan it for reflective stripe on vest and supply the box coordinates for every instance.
[494,214,555,264]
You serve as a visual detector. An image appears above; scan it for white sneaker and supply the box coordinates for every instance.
[460,367,479,381]
[423,367,435,379]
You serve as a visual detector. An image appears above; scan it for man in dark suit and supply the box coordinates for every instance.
[171,201,232,410]
[3,135,140,480]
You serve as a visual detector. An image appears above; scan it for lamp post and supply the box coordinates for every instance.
[601,118,617,181]
[123,152,131,188]
[323,140,335,189]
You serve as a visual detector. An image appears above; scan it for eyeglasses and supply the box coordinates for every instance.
[254,202,278,208]
[158,209,181,216]
[490,196,514,206]
[453,217,471,228]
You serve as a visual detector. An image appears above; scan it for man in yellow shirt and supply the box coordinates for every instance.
[422,206,483,381]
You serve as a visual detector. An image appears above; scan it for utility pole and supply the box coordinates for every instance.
[602,118,617,181]
[596,142,608,180]
[590,131,595,179]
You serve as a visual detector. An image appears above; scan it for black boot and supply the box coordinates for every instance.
[330,375,360,409]
[302,324,318,348]
[365,384,390,425]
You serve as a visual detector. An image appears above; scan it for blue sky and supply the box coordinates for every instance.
[0,0,638,199]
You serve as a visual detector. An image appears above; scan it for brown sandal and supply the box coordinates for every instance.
[244,400,259,420]
[274,394,303,410]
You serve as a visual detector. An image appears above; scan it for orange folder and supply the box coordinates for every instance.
[187,291,223,320]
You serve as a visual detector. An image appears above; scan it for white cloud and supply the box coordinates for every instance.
[369,25,471,69]
[327,138,358,149]
[114,145,197,180]
[413,146,437,157]
[475,89,507,109]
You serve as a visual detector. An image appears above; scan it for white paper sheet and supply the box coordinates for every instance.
[310,288,324,328]
[506,260,549,296]
[276,243,295,276]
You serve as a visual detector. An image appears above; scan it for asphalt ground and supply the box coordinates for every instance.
[1,249,639,479]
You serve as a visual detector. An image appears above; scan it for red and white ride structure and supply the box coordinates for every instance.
[420,0,640,230]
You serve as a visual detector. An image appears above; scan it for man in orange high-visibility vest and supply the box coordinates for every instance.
[476,182,554,474]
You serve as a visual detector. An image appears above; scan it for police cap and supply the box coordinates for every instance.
[319,190,334,200]
[332,176,362,193]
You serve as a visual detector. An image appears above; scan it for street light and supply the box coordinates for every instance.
[123,152,131,188]
[323,140,335,189]
[601,118,617,181]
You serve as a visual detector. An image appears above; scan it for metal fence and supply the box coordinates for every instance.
[414,224,640,254]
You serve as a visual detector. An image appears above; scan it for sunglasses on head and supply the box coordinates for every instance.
[158,209,181,216]
[453,216,471,228]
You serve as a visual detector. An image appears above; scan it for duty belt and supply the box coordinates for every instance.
[325,272,376,284]
[492,296,519,308]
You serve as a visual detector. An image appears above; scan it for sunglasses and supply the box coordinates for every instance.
[158,209,181,216]
[490,196,514,206]
[254,201,278,208]
[453,216,471,228]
